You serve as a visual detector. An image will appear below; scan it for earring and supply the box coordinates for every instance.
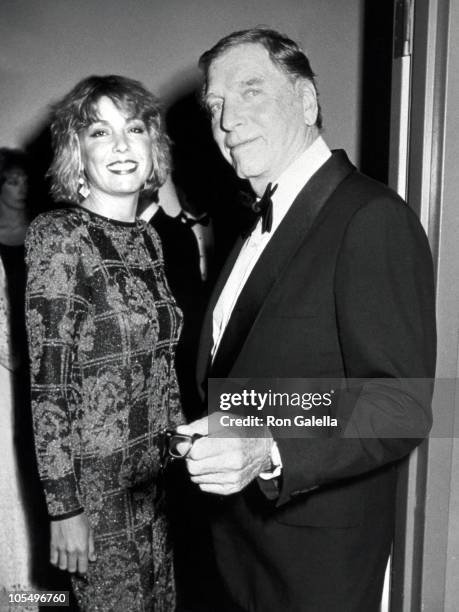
[78,173,90,199]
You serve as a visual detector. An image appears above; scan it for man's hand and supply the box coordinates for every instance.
[176,414,273,495]
[50,512,96,574]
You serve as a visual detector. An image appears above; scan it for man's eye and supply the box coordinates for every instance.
[209,102,223,117]
[245,88,260,98]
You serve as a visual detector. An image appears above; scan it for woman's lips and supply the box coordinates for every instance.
[107,160,138,174]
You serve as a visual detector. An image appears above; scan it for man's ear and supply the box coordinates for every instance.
[296,79,318,127]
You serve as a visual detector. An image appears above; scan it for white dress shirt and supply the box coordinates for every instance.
[212,136,331,360]
[138,201,160,222]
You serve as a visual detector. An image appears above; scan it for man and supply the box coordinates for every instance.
[176,28,436,612]
[137,178,202,317]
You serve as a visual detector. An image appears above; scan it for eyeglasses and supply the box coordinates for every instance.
[160,429,205,469]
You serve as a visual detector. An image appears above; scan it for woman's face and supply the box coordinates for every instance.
[79,96,154,199]
[0,170,28,211]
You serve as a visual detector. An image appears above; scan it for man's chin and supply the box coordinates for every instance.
[232,161,264,183]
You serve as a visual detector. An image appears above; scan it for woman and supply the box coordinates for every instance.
[25,76,182,611]
[0,148,38,605]
[0,148,28,246]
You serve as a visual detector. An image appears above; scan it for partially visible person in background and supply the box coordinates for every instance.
[25,75,183,611]
[0,148,38,604]
[138,176,218,612]
[138,176,206,420]
[175,185,214,285]
[0,148,28,245]
[138,176,203,348]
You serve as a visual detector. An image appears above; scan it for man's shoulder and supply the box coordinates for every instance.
[301,148,404,214]
[150,209,191,237]
[329,164,418,222]
[337,165,402,204]
[309,158,429,248]
[331,171,430,255]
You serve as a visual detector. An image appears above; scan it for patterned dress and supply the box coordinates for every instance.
[25,207,183,611]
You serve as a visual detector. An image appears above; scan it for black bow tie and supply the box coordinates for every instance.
[252,182,278,234]
[178,211,211,228]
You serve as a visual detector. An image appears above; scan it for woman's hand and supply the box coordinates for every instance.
[50,512,96,574]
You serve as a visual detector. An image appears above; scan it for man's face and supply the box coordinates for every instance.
[205,43,317,194]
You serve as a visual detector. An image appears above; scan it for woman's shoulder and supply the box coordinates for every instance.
[27,206,89,238]
[26,207,89,256]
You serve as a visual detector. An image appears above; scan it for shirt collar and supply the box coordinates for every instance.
[272,136,331,209]
[138,201,159,222]
[250,136,331,238]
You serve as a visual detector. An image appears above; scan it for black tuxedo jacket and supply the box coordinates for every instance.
[148,208,202,314]
[196,151,436,612]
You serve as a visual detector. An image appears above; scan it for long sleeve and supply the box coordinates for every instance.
[25,215,90,519]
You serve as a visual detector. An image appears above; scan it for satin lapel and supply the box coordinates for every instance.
[211,150,354,379]
[196,234,246,389]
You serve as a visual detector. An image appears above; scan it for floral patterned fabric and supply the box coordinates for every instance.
[25,206,183,611]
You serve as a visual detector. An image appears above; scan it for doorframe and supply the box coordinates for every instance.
[389,0,456,610]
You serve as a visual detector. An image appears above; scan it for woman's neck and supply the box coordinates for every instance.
[0,203,27,245]
[0,201,26,226]
[80,190,138,223]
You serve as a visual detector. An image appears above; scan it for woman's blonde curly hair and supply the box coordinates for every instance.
[48,74,170,202]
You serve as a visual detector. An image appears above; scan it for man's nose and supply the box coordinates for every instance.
[220,102,244,132]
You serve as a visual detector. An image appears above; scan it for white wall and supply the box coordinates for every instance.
[0,0,363,162]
